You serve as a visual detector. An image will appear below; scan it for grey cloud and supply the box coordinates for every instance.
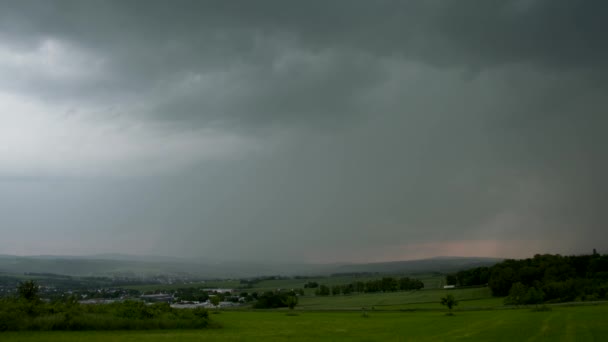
[0,1,606,262]
[3,0,607,125]
[147,48,389,127]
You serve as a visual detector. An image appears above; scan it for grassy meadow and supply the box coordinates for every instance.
[4,272,607,340]
[297,287,496,310]
[3,303,607,341]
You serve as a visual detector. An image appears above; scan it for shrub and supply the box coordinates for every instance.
[0,298,214,331]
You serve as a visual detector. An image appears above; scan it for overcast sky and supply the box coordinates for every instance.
[1,0,606,263]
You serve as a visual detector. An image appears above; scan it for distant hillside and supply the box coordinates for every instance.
[0,255,279,279]
[332,257,502,275]
[0,255,501,279]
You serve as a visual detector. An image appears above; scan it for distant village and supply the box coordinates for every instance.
[0,272,283,309]
[79,288,245,309]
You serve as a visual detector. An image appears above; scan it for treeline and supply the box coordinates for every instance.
[0,281,215,331]
[252,290,298,309]
[447,252,608,304]
[240,275,290,288]
[0,274,151,297]
[315,277,424,296]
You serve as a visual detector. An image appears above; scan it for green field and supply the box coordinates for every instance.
[3,303,607,341]
[4,281,605,340]
[297,287,496,310]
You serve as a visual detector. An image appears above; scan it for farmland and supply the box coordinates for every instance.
[3,303,607,341]
[297,287,501,310]
[3,254,608,340]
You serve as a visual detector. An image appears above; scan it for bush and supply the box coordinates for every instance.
[440,294,458,312]
[253,291,299,309]
[0,297,214,331]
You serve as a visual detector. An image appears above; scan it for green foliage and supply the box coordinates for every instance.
[303,281,319,288]
[0,295,214,331]
[526,287,545,305]
[315,276,424,296]
[504,282,528,306]
[450,267,490,286]
[174,287,209,302]
[252,291,298,309]
[331,285,341,296]
[298,287,496,311]
[440,294,458,311]
[17,280,40,302]
[209,296,221,307]
[446,274,458,286]
[284,295,298,310]
[315,285,331,296]
[458,253,608,303]
[3,305,608,341]
[504,282,545,306]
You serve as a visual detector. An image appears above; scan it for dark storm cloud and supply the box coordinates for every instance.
[0,0,607,261]
[3,0,607,125]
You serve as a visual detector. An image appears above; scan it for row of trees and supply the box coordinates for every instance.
[447,252,608,304]
[315,277,424,296]
[252,291,298,309]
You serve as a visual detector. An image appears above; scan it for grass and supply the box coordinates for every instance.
[297,287,495,310]
[3,303,608,341]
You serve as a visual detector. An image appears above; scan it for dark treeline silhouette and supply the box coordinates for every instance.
[315,277,424,296]
[447,252,608,304]
[252,291,298,309]
[303,281,319,288]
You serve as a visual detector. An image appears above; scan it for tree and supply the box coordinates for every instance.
[17,280,40,302]
[253,291,295,309]
[331,285,341,296]
[342,284,353,295]
[525,287,545,305]
[284,295,298,310]
[504,282,527,306]
[446,274,458,286]
[315,285,330,296]
[440,294,458,313]
[209,295,220,307]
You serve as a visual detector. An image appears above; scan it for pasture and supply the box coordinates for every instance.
[297,287,497,310]
[3,303,607,341]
